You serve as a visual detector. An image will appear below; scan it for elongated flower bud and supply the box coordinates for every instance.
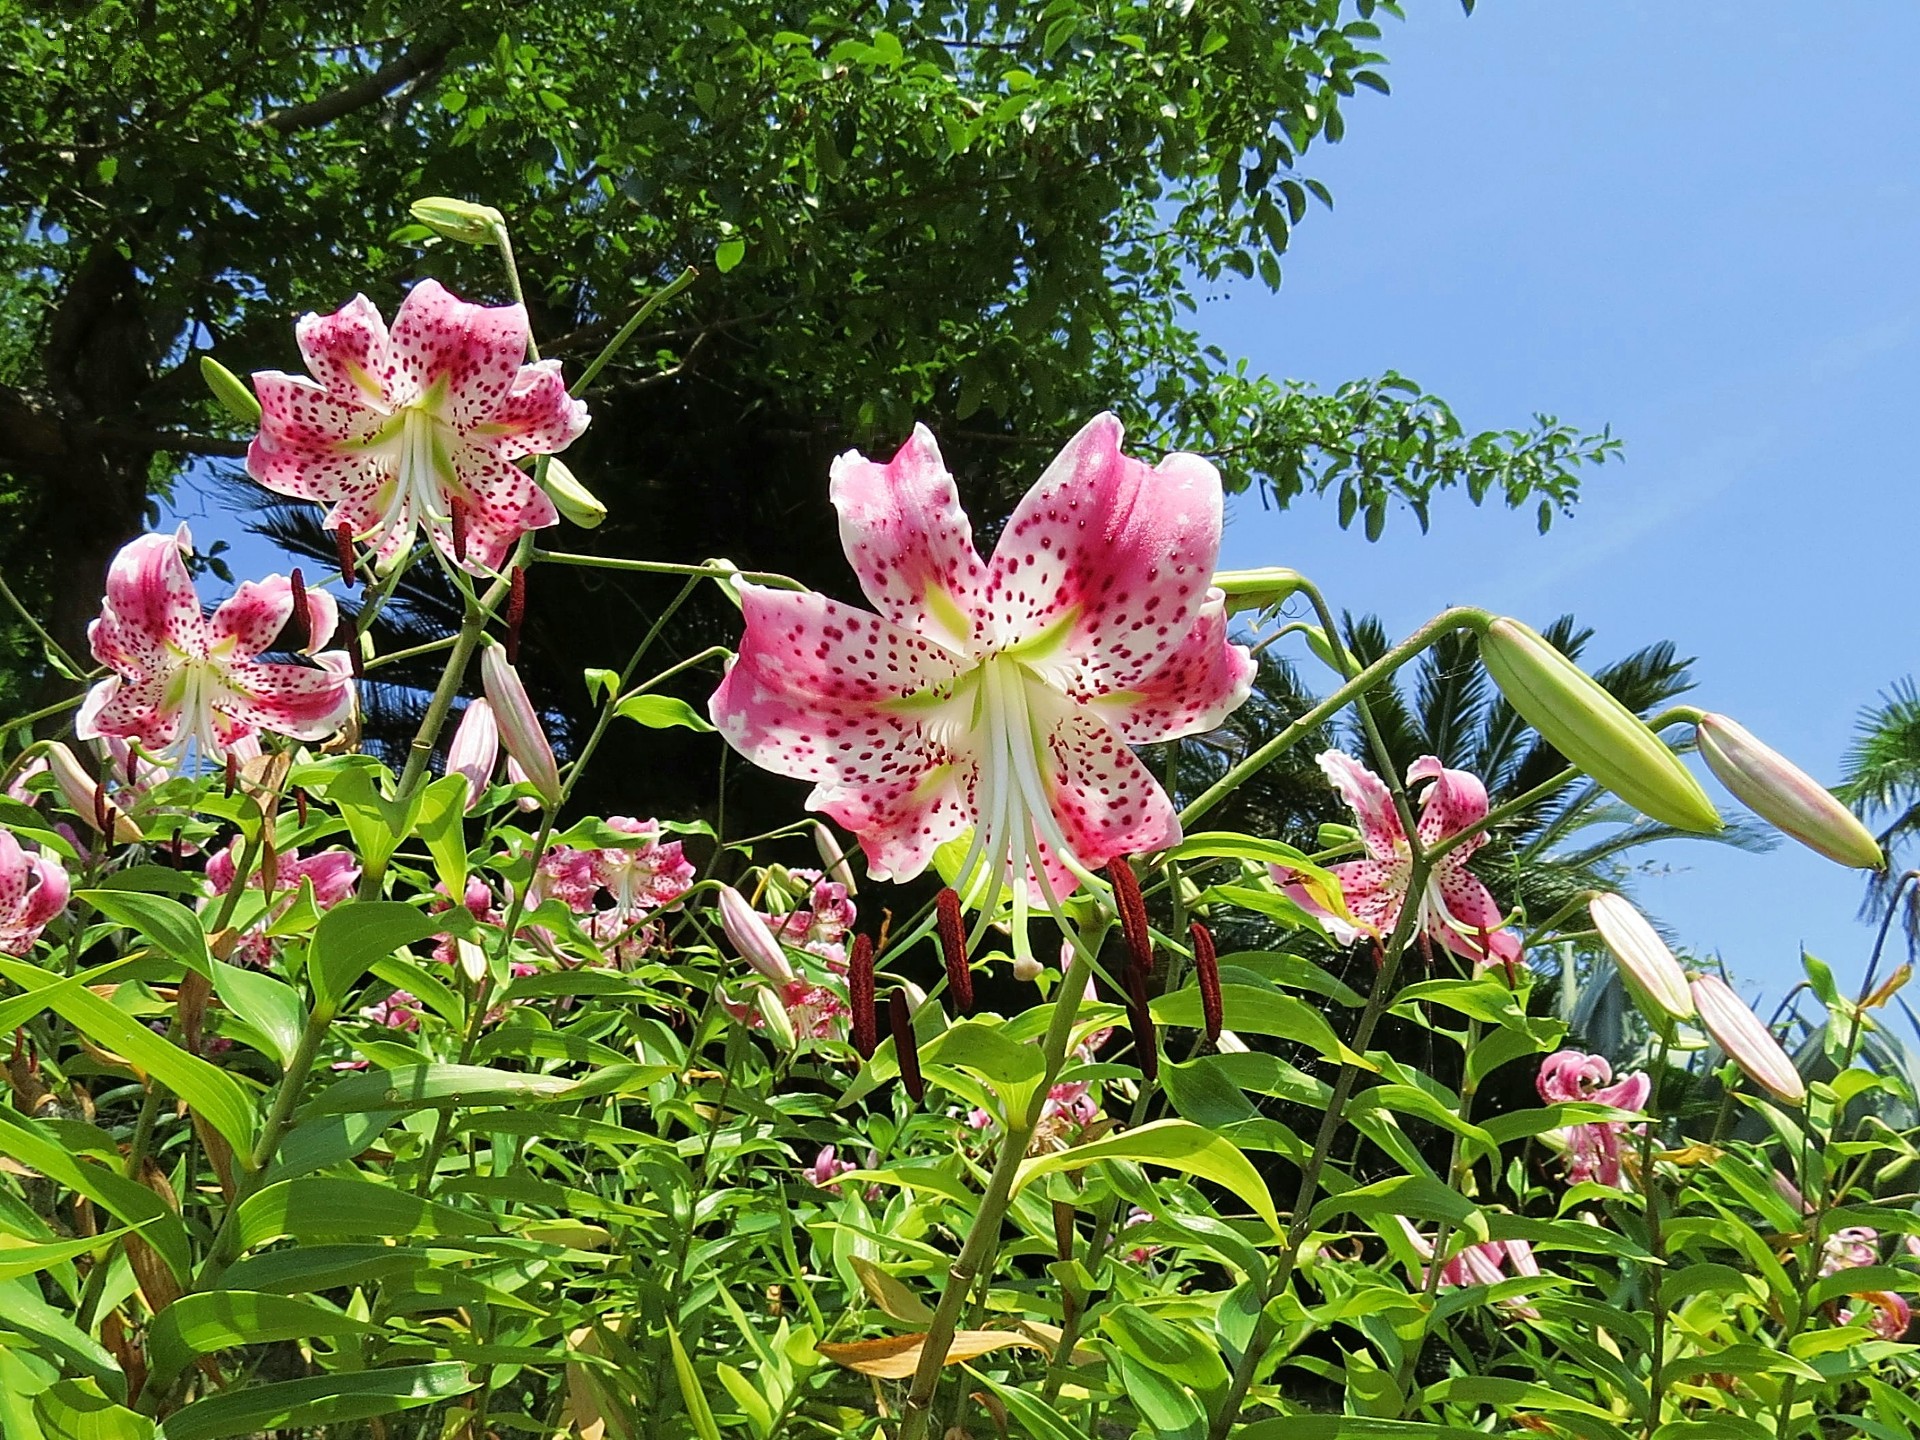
[445,698,500,811]
[1480,618,1721,834]
[544,456,608,529]
[1214,566,1306,616]
[41,744,139,842]
[849,933,878,1059]
[1106,856,1153,980]
[200,356,262,425]
[1691,972,1806,1105]
[891,989,924,1103]
[480,644,562,806]
[1695,713,1883,871]
[410,196,506,246]
[813,822,857,894]
[1191,921,1223,1044]
[1589,893,1694,1023]
[717,884,795,983]
[936,887,973,1013]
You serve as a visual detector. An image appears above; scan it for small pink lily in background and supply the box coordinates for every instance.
[710,413,1254,939]
[361,989,423,1032]
[805,1145,859,1190]
[78,527,353,767]
[1536,1049,1650,1188]
[1274,752,1520,968]
[1839,1290,1911,1341]
[0,829,69,955]
[248,279,589,573]
[205,837,360,966]
[1399,1218,1542,1318]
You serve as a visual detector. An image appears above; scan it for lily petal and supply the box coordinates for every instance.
[982,413,1225,693]
[216,660,355,741]
[1409,756,1492,853]
[390,278,529,426]
[431,446,560,572]
[210,574,340,659]
[1318,750,1404,859]
[295,294,394,407]
[1091,588,1255,743]
[250,372,390,455]
[1427,866,1521,966]
[1025,683,1181,873]
[95,526,206,668]
[477,360,590,461]
[829,423,987,650]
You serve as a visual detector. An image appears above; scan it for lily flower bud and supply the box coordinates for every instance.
[717,884,795,983]
[409,196,506,246]
[445,698,500,811]
[1695,713,1884,871]
[813,822,857,894]
[480,644,562,807]
[199,356,262,425]
[44,743,141,842]
[1479,618,1722,834]
[1691,972,1807,1105]
[1589,893,1695,1023]
[543,457,608,529]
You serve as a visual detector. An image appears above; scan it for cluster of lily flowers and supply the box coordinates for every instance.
[0,270,1900,1342]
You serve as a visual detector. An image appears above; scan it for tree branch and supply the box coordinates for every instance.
[0,384,246,475]
[257,32,457,134]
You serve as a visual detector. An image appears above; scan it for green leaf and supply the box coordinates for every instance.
[0,1110,190,1280]
[1241,1420,1493,1440]
[32,1380,153,1440]
[1100,1303,1229,1401]
[968,1370,1085,1440]
[1346,1085,1497,1165]
[268,1110,406,1182]
[221,1244,435,1295]
[1013,1119,1281,1237]
[1808,1264,1919,1309]
[613,693,715,732]
[75,890,210,975]
[0,956,256,1155]
[148,1292,379,1385]
[1151,983,1368,1068]
[210,961,304,1070]
[667,1324,722,1440]
[1310,1176,1487,1242]
[414,774,472,899]
[302,1063,577,1116]
[0,1228,133,1284]
[1110,1347,1206,1439]
[161,1363,472,1440]
[713,237,746,273]
[232,1179,492,1251]
[321,764,420,878]
[305,901,440,1017]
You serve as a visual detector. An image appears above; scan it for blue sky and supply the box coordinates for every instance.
[1202,1,1920,1004]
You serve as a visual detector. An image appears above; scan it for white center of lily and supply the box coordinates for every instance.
[366,397,460,546]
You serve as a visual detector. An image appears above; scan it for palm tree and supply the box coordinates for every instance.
[1839,677,1920,934]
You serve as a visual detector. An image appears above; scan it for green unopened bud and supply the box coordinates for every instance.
[1302,625,1353,678]
[199,356,261,426]
[1691,972,1806,1105]
[409,196,506,246]
[1214,566,1307,616]
[1588,893,1694,1024]
[1694,713,1884,871]
[543,457,607,529]
[1479,618,1721,833]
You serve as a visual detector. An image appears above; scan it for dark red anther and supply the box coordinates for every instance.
[450,499,469,565]
[935,887,972,1013]
[92,783,112,839]
[223,752,238,798]
[505,565,527,665]
[849,933,878,1060]
[335,523,357,589]
[1129,992,1159,1084]
[123,745,138,788]
[890,989,924,1103]
[294,787,309,827]
[349,631,365,679]
[286,567,309,651]
[1191,921,1222,1044]
[1106,856,1153,979]
[260,834,279,899]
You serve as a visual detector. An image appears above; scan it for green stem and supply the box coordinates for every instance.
[0,568,85,678]
[530,549,804,589]
[897,940,1100,1440]
[1641,1034,1672,1438]
[568,268,699,397]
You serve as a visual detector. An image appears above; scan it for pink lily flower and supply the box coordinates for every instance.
[589,818,696,919]
[1820,1227,1881,1276]
[1273,752,1520,967]
[1536,1049,1651,1188]
[0,830,69,954]
[76,527,353,766]
[709,414,1255,908]
[247,280,588,573]
[805,1145,859,1190]
[1839,1290,1911,1340]
[1399,1218,1541,1318]
[360,989,423,1032]
[1121,1208,1162,1265]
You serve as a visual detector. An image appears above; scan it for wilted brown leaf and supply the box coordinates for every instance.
[850,1255,935,1324]
[816,1330,1043,1379]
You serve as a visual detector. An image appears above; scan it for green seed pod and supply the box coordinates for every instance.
[199,356,261,425]
[543,457,608,529]
[1480,618,1721,833]
[1695,713,1884,870]
[409,196,506,246]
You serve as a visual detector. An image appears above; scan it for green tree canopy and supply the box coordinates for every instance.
[2,0,1614,703]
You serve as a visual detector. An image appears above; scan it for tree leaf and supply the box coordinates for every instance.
[1012,1119,1281,1238]
[160,1363,472,1440]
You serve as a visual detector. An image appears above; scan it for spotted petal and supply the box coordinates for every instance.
[829,423,987,651]
[1273,856,1400,945]
[1319,750,1404,860]
[296,293,394,408]
[983,413,1224,693]
[476,360,590,461]
[430,447,560,571]
[1092,588,1255,744]
[709,586,971,881]
[215,659,355,741]
[390,278,530,427]
[92,526,206,674]
[250,373,390,458]
[1023,688,1182,878]
[82,674,185,752]
[1409,756,1492,854]
[211,574,340,659]
[1426,866,1520,967]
